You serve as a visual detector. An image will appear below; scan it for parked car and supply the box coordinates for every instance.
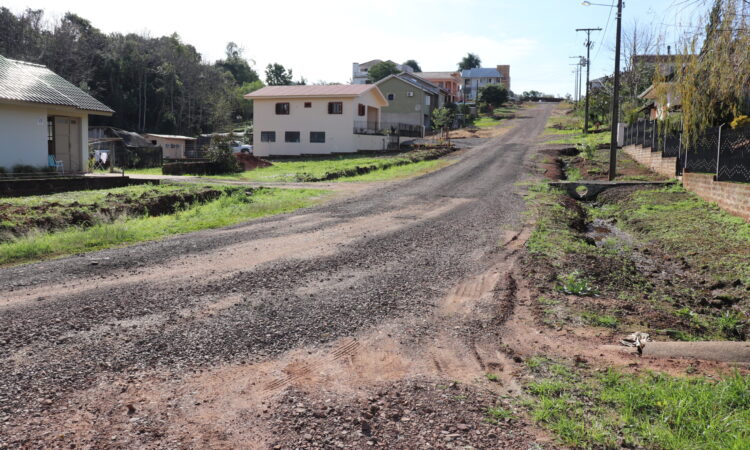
[230,141,253,153]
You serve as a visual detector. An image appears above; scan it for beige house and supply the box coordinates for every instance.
[0,55,113,173]
[245,85,390,157]
[143,134,197,159]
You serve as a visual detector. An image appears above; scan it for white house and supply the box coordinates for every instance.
[143,134,197,159]
[0,55,114,172]
[460,65,511,102]
[245,85,390,157]
[352,60,414,85]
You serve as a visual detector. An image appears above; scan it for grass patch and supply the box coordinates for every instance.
[581,312,618,328]
[474,116,503,128]
[0,187,326,266]
[524,358,750,449]
[334,158,452,182]
[485,406,515,423]
[547,132,610,146]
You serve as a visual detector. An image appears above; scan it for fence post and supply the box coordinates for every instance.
[716,123,725,181]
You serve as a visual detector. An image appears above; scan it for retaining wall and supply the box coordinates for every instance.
[682,172,750,221]
[623,145,677,179]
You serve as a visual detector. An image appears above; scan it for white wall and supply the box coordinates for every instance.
[0,103,49,169]
[354,134,389,151]
[252,94,377,157]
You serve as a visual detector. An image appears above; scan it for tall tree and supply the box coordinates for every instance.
[367,61,400,83]
[265,63,293,85]
[403,59,421,72]
[458,53,481,71]
[216,42,259,84]
[479,84,509,109]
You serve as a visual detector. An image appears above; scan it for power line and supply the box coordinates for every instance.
[592,3,616,64]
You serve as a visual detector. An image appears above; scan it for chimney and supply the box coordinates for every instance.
[496,65,511,92]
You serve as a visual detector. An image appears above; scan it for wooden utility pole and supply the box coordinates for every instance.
[608,0,624,180]
[576,27,601,134]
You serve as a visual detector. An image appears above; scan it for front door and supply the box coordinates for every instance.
[53,117,82,172]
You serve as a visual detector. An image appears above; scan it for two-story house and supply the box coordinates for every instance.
[376,73,448,135]
[245,85,390,156]
[415,72,462,103]
[461,65,511,102]
[352,60,414,85]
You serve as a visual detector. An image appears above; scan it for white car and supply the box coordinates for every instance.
[230,141,253,153]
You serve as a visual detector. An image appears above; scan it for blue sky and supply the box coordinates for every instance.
[4,0,708,95]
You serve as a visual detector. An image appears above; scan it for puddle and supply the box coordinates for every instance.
[585,218,634,250]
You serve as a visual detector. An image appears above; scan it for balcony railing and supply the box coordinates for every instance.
[353,121,424,138]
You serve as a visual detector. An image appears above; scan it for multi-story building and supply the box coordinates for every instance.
[352,60,414,84]
[415,71,462,103]
[376,73,449,134]
[460,65,511,102]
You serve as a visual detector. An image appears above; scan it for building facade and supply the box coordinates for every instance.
[352,60,414,85]
[0,55,113,173]
[460,65,511,102]
[246,85,390,156]
[416,72,462,103]
[376,73,447,133]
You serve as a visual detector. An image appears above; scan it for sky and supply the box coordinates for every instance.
[4,0,709,96]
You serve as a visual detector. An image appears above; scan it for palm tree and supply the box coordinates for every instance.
[458,53,481,71]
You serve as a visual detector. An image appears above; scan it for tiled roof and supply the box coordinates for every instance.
[416,71,459,80]
[246,84,378,98]
[0,55,113,114]
[460,68,502,78]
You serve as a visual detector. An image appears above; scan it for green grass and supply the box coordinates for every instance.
[0,182,204,207]
[524,359,750,449]
[485,406,515,423]
[0,187,326,266]
[547,131,610,146]
[332,159,453,182]
[581,312,618,328]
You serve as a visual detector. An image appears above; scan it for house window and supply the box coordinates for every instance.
[358,104,366,116]
[407,91,414,97]
[275,103,290,115]
[328,102,343,114]
[47,118,55,155]
[304,102,312,108]
[310,132,326,143]
[260,131,276,142]
[285,131,301,143]
[425,96,431,106]
[387,93,395,101]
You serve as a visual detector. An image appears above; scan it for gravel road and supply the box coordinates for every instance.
[0,104,553,448]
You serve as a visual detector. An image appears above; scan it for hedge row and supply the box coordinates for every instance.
[294,146,455,182]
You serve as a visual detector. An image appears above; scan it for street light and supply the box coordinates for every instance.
[582,0,623,180]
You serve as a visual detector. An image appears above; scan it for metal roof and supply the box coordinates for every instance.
[246,84,378,98]
[0,55,113,114]
[378,73,444,96]
[415,71,459,80]
[143,133,197,140]
[460,68,503,78]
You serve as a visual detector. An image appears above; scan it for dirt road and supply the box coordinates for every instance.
[1,104,555,448]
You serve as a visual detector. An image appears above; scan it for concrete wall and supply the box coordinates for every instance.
[252,91,383,156]
[683,173,750,221]
[623,145,677,179]
[354,134,389,151]
[0,103,49,169]
[144,135,190,159]
[0,103,90,172]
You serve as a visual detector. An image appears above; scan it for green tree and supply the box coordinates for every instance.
[403,59,421,72]
[265,63,293,85]
[458,53,481,71]
[431,106,454,142]
[367,61,400,83]
[479,84,509,109]
[216,42,259,84]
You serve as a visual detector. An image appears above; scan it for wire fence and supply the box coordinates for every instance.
[623,119,750,182]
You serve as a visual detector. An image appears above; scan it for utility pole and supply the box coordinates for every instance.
[569,56,585,102]
[576,27,601,134]
[608,0,624,181]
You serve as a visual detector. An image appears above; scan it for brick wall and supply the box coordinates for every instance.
[623,145,677,179]
[683,172,750,221]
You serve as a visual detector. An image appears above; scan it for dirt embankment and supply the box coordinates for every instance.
[0,186,240,240]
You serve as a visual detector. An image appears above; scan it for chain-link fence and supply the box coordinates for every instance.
[623,120,750,182]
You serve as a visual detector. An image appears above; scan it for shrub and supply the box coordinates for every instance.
[205,135,240,174]
[12,164,37,174]
[730,115,750,129]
